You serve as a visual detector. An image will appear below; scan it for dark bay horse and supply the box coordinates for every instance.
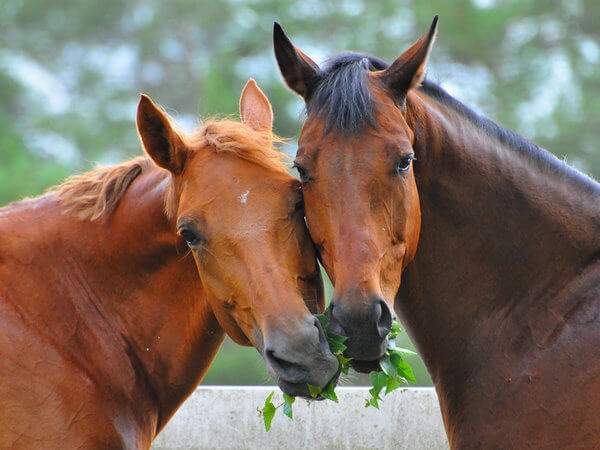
[274,18,600,448]
[0,79,338,448]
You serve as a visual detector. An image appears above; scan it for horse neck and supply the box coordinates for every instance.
[1,167,224,438]
[398,90,600,400]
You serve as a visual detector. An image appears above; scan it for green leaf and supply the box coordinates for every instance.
[314,313,329,331]
[326,332,348,354]
[261,391,276,431]
[395,347,417,357]
[369,371,387,397]
[336,352,353,365]
[308,384,322,398]
[396,360,417,384]
[368,386,381,401]
[320,381,339,403]
[379,354,395,376]
[389,350,404,367]
[366,396,380,409]
[283,393,295,419]
[389,320,402,339]
[385,376,404,395]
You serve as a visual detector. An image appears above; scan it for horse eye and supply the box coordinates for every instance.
[179,227,202,248]
[294,198,305,213]
[294,163,310,183]
[395,156,414,174]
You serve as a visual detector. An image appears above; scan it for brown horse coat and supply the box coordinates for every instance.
[274,18,600,448]
[0,80,337,448]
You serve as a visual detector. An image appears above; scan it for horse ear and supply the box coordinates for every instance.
[239,79,273,131]
[136,94,187,174]
[273,22,321,99]
[379,16,439,105]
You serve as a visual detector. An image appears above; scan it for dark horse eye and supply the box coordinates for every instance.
[179,227,202,248]
[294,163,310,183]
[294,198,305,213]
[395,156,414,174]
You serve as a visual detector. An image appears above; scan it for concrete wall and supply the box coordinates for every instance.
[152,387,449,450]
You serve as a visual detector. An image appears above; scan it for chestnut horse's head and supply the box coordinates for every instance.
[136,80,338,396]
[274,18,438,370]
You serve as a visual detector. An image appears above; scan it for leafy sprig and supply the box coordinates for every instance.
[258,313,416,430]
[364,320,416,408]
[259,391,296,431]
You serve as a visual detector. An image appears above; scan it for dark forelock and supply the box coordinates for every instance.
[307,52,389,135]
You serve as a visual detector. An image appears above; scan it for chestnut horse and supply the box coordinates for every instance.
[275,18,600,448]
[0,80,338,448]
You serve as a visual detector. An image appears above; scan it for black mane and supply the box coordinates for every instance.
[418,79,600,194]
[308,51,598,194]
[307,52,388,134]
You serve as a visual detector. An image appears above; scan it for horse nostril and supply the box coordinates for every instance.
[265,349,307,382]
[375,299,392,338]
[327,302,346,337]
[313,316,330,353]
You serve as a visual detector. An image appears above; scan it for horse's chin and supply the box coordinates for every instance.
[275,380,312,399]
[274,370,341,400]
[350,359,381,374]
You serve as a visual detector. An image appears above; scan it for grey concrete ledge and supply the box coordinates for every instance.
[152,386,449,450]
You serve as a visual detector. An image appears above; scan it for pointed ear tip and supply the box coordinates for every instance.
[273,21,288,41]
[138,93,153,106]
[241,78,259,95]
[424,15,439,42]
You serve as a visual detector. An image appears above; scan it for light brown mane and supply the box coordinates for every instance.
[182,119,288,174]
[50,157,155,221]
[52,118,288,222]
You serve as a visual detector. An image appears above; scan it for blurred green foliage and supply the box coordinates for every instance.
[1,0,598,386]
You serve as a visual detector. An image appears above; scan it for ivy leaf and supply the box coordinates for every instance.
[397,348,417,357]
[261,391,276,431]
[389,350,404,367]
[396,360,417,384]
[389,320,402,339]
[320,381,339,403]
[327,332,348,354]
[385,376,404,395]
[366,396,380,409]
[308,384,322,398]
[283,393,295,419]
[379,354,395,376]
[336,352,353,366]
[370,371,387,398]
[314,313,329,331]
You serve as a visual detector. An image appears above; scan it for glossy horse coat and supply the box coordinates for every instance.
[0,80,337,448]
[275,18,600,448]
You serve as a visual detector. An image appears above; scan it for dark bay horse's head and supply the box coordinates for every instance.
[135,80,338,396]
[274,18,438,370]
